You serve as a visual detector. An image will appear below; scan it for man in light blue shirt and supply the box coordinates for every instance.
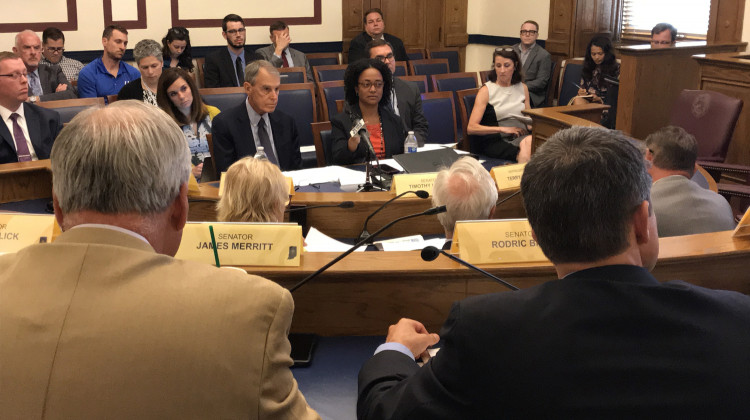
[77,25,139,99]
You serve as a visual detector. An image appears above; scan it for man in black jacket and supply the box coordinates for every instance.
[204,14,263,88]
[348,8,408,64]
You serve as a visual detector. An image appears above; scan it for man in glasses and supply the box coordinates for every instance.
[366,39,428,146]
[651,23,677,48]
[77,25,140,99]
[40,27,83,83]
[204,14,263,88]
[12,30,77,103]
[512,20,552,108]
[0,51,61,164]
[255,21,314,83]
[348,8,408,64]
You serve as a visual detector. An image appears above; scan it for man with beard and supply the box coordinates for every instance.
[204,14,263,88]
[77,25,140,98]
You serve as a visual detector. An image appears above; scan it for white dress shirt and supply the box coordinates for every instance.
[0,104,39,160]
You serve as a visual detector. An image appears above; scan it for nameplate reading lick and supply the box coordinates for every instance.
[0,214,57,254]
[175,222,302,266]
[391,173,438,196]
[490,163,525,192]
[450,219,548,264]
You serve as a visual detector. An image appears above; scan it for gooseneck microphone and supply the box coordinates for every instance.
[358,190,430,242]
[285,201,355,212]
[289,205,447,293]
[421,246,519,291]
[497,190,521,206]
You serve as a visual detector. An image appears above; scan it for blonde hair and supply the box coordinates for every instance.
[216,157,289,222]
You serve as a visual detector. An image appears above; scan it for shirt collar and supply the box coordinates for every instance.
[0,102,24,121]
[521,42,537,52]
[244,99,267,126]
[72,223,150,245]
[228,47,243,62]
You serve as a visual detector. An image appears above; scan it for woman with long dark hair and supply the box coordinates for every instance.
[161,27,194,71]
[573,36,619,106]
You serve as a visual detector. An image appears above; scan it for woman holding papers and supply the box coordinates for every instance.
[216,157,289,223]
[156,67,220,179]
[331,58,406,165]
[467,47,532,163]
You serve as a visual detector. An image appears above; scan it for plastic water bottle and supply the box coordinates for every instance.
[404,131,418,153]
[254,146,268,160]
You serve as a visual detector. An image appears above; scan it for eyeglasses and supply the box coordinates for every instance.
[651,40,672,45]
[170,27,188,36]
[359,81,384,89]
[520,30,538,35]
[0,72,28,81]
[45,47,64,53]
[225,28,246,35]
[495,46,514,52]
[374,53,394,62]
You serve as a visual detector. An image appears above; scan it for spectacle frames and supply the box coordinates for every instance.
[225,28,246,35]
[520,30,538,35]
[359,81,384,89]
[45,47,64,53]
[495,46,514,52]
[374,53,394,62]
[0,72,28,81]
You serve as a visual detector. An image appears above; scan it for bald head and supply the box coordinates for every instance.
[13,30,42,70]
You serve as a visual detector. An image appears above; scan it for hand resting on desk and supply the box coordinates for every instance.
[386,318,440,360]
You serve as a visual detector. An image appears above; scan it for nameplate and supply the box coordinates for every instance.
[0,214,57,254]
[450,219,548,264]
[175,222,302,266]
[490,163,525,192]
[391,173,438,196]
[733,206,750,238]
[217,173,295,197]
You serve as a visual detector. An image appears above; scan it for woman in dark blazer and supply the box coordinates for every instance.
[331,58,405,165]
[117,39,162,105]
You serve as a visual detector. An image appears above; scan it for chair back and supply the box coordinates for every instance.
[670,89,744,162]
[202,133,218,181]
[420,91,457,144]
[36,97,105,124]
[406,48,426,61]
[317,80,346,121]
[199,87,246,112]
[408,59,450,88]
[335,99,346,115]
[427,48,460,73]
[397,75,429,94]
[105,95,118,105]
[195,57,206,89]
[307,53,341,67]
[311,121,334,167]
[394,61,408,76]
[557,58,584,106]
[313,64,348,85]
[456,88,479,151]
[431,73,479,137]
[479,70,492,84]
[277,83,317,148]
[278,67,307,84]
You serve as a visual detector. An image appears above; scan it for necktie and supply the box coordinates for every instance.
[28,72,42,97]
[257,117,278,165]
[9,113,32,162]
[281,51,289,68]
[235,56,243,87]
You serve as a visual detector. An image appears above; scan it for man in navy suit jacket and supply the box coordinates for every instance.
[204,14,263,88]
[357,127,750,419]
[211,60,301,173]
[0,52,61,164]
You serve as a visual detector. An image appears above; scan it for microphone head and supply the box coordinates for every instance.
[420,246,441,262]
[423,205,447,215]
[338,201,355,209]
[414,190,430,199]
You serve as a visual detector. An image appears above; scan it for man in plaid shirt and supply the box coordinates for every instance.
[39,27,83,82]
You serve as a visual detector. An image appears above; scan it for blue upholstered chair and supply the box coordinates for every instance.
[394,61,408,76]
[431,72,480,138]
[456,88,479,151]
[199,87,247,112]
[427,48,460,73]
[406,48,426,61]
[317,80,346,121]
[277,83,317,168]
[397,75,429,94]
[307,53,341,67]
[311,121,334,167]
[313,64,348,85]
[420,91,457,144]
[37,97,105,124]
[408,59,450,91]
[557,58,584,107]
[278,67,307,84]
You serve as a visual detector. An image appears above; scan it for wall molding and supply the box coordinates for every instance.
[103,0,147,29]
[0,0,77,33]
[170,0,322,28]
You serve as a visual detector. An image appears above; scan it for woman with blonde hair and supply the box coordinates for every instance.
[216,157,289,223]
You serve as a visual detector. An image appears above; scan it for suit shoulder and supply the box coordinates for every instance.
[25,102,60,120]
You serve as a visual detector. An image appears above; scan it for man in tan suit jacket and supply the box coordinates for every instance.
[0,101,319,419]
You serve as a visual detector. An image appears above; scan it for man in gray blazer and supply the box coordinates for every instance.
[13,30,76,103]
[367,39,428,145]
[512,20,552,108]
[255,21,313,83]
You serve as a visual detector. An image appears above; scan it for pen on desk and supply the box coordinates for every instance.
[209,225,221,267]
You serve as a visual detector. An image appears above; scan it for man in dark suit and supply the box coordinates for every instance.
[13,30,76,103]
[0,52,62,164]
[255,21,313,83]
[367,39,428,145]
[357,126,750,419]
[204,14,264,88]
[348,8,408,64]
[512,20,552,108]
[212,60,302,173]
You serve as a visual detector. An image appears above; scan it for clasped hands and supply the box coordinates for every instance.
[386,318,440,362]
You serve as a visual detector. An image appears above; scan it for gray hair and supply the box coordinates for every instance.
[133,39,163,65]
[244,59,279,84]
[645,125,697,174]
[14,30,39,47]
[521,126,651,264]
[432,157,498,235]
[51,100,191,215]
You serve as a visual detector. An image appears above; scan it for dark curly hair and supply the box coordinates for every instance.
[582,35,618,89]
[161,27,194,71]
[343,58,393,108]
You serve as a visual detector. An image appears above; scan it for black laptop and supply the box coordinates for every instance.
[393,148,462,173]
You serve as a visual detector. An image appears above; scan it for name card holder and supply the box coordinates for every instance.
[175,222,302,266]
[391,172,438,196]
[0,214,58,254]
[490,163,526,192]
[450,219,548,264]
[733,206,750,238]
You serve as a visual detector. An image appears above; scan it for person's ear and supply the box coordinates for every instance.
[52,193,65,230]
[169,183,189,231]
[632,200,652,245]
[488,205,496,219]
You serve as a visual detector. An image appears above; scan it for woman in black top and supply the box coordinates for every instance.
[117,39,162,105]
[572,35,620,127]
[162,27,194,71]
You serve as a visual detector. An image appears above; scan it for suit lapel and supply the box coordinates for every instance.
[0,116,13,153]
[524,46,539,73]
[23,103,44,154]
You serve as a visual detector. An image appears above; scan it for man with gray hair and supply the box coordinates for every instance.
[212,59,302,173]
[645,125,735,236]
[13,29,77,102]
[358,126,750,418]
[431,156,498,249]
[0,101,319,419]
